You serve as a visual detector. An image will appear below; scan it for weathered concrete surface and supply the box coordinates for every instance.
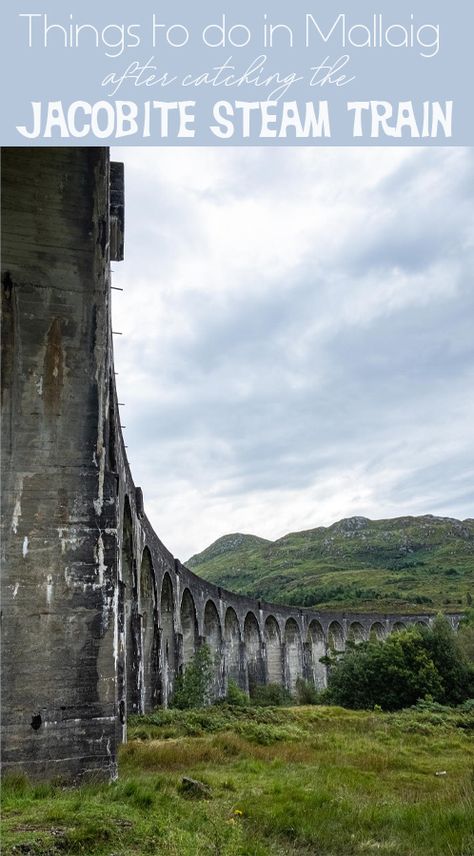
[1,148,463,783]
[1,148,118,780]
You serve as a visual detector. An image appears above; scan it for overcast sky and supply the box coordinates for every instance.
[110,146,474,561]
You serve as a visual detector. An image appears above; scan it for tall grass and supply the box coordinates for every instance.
[2,704,473,856]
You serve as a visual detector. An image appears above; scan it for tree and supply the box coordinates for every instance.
[419,616,474,704]
[326,629,443,710]
[326,619,474,711]
[171,644,213,709]
[458,609,474,663]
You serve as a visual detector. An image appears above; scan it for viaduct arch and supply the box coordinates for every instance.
[0,148,462,782]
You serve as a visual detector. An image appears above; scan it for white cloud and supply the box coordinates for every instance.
[110,146,474,558]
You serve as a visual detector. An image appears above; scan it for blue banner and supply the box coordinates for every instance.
[0,0,471,145]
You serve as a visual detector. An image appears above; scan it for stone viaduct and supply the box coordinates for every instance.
[1,148,460,782]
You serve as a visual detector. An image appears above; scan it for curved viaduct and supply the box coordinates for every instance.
[114,483,440,717]
[0,148,460,782]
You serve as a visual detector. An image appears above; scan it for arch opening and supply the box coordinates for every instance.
[348,622,366,645]
[393,621,407,633]
[244,612,264,694]
[370,622,385,641]
[180,589,198,668]
[307,620,326,690]
[224,607,242,689]
[204,600,223,700]
[159,573,176,708]
[140,547,158,711]
[327,620,344,654]
[119,497,140,725]
[284,618,303,695]
[264,616,283,685]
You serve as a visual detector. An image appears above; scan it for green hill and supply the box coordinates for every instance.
[187,515,474,613]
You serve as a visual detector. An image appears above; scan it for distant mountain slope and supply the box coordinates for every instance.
[186,515,474,612]
[189,533,272,564]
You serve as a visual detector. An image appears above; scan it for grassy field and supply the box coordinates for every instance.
[187,516,474,612]
[2,704,474,856]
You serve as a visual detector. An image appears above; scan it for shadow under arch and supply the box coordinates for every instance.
[224,607,243,689]
[204,599,223,699]
[180,588,198,668]
[393,621,407,633]
[370,621,385,641]
[244,611,264,694]
[264,615,283,685]
[307,619,326,690]
[159,572,176,708]
[284,618,303,695]
[119,496,140,730]
[327,620,344,654]
[140,546,158,711]
[348,621,366,645]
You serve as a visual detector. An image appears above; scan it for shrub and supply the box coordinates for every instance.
[295,677,320,705]
[250,683,292,707]
[171,644,213,709]
[419,615,474,704]
[326,619,474,711]
[326,630,442,710]
[225,679,249,707]
[458,609,474,662]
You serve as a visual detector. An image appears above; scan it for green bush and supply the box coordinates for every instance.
[326,619,474,711]
[326,629,442,710]
[419,615,474,704]
[458,609,474,662]
[171,644,213,709]
[295,677,320,705]
[225,679,249,707]
[250,683,293,707]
